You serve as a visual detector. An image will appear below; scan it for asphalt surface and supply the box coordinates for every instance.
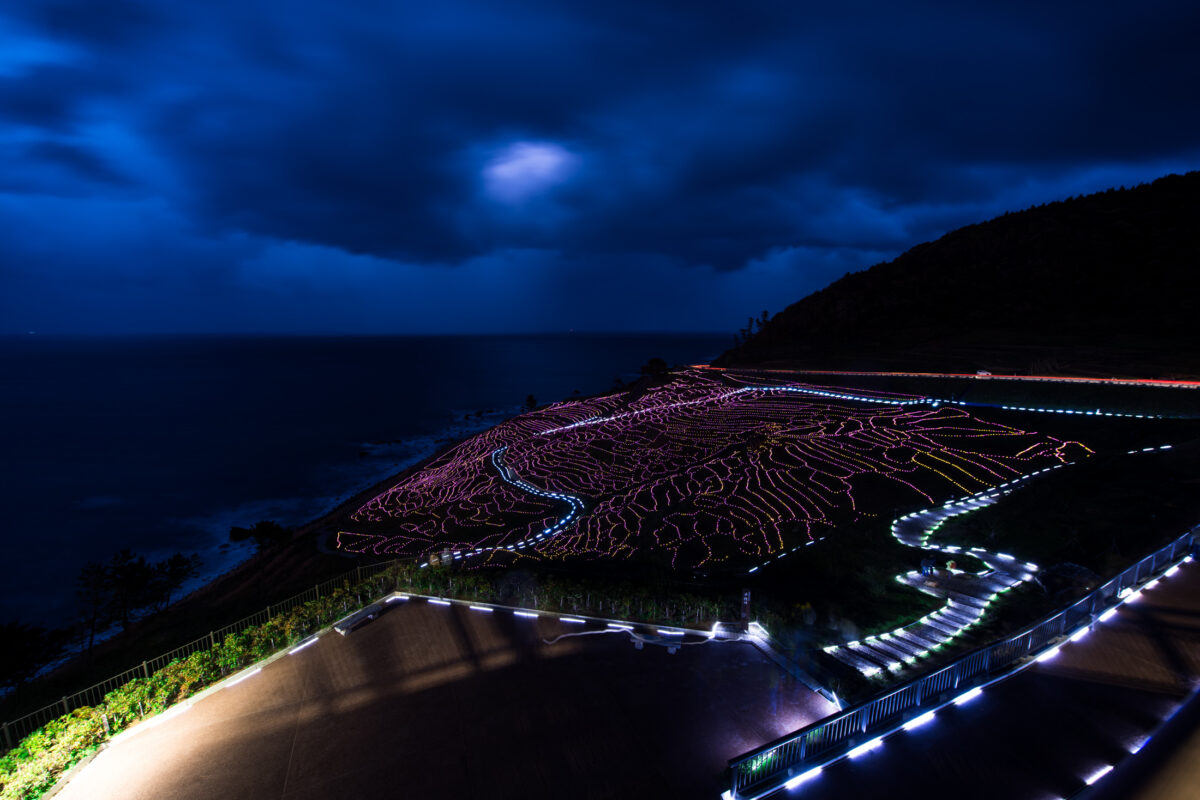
[55,601,836,800]
[767,558,1200,800]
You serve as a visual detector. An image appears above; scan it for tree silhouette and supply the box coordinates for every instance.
[75,561,111,657]
[75,549,203,639]
[153,552,203,610]
[640,357,669,377]
[106,550,158,632]
[230,520,290,552]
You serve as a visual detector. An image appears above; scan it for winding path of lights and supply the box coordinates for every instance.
[338,370,1091,573]
[425,382,944,567]
[822,444,1176,677]
[416,447,588,567]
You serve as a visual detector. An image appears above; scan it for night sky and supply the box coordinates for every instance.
[2,1,1198,335]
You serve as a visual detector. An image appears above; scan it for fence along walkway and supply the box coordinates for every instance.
[0,559,402,750]
[726,528,1198,800]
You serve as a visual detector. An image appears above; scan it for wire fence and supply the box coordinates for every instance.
[728,527,1199,799]
[6,524,1194,769]
[1,559,402,749]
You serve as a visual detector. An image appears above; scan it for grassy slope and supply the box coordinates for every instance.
[935,434,1200,578]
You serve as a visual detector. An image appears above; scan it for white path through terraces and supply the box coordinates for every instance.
[823,467,1062,677]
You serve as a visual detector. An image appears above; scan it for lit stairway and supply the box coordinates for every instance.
[824,469,1060,677]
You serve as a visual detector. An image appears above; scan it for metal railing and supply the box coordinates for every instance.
[1,559,402,750]
[728,528,1198,799]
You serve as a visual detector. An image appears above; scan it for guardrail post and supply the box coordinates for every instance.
[61,697,69,715]
[3,722,12,750]
[141,661,149,679]
[266,604,271,617]
[209,630,216,647]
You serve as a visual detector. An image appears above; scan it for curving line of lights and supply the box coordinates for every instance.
[746,536,827,574]
[538,384,928,437]
[758,553,1197,799]
[824,466,1067,676]
[696,364,1200,390]
[449,380,1006,569]
[530,378,1070,575]
[344,369,1090,569]
[1127,444,1172,455]
[858,396,1161,420]
[418,445,587,568]
[824,442,1177,677]
[997,403,1161,419]
[409,590,720,642]
[719,369,1171,420]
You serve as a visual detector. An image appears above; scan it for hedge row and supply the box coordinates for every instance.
[0,562,735,799]
[0,571,397,800]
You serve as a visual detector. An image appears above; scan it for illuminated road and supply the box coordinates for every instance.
[695,365,1200,390]
[56,601,836,800]
[763,557,1200,800]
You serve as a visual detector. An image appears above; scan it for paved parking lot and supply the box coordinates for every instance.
[57,601,836,800]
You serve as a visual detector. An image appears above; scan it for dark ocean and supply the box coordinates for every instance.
[0,333,729,626]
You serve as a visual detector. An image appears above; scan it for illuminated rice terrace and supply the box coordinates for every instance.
[337,370,1089,572]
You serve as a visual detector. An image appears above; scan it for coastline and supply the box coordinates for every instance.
[0,335,724,724]
[170,407,522,615]
[0,409,522,721]
[0,332,728,628]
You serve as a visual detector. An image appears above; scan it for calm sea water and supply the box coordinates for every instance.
[0,333,729,625]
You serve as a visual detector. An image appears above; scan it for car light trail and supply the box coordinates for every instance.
[694,364,1200,390]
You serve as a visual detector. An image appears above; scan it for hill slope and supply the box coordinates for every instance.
[716,172,1200,377]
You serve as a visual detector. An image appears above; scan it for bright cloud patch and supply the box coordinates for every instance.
[482,141,577,204]
[0,19,78,77]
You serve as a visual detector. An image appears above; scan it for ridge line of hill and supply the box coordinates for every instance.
[716,171,1200,379]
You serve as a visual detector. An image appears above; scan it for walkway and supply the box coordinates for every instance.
[55,600,837,800]
[824,471,1053,676]
[767,556,1200,800]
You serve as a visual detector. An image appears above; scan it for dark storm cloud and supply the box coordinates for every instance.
[0,64,118,131]
[33,0,166,48]
[1,0,1198,332]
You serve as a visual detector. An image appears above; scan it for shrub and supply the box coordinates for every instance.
[0,560,738,798]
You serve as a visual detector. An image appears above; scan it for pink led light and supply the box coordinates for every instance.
[336,370,1088,572]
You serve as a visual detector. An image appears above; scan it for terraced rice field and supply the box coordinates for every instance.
[337,370,1088,572]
